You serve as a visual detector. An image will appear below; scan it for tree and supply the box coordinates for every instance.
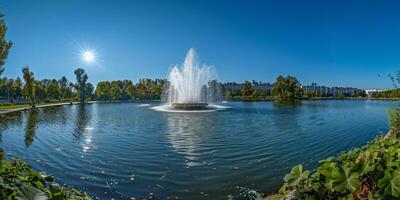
[272,75,302,101]
[58,76,70,99]
[95,81,111,101]
[0,13,12,76]
[85,83,94,100]
[45,79,61,100]
[22,66,35,107]
[74,68,88,103]
[34,80,46,100]
[242,81,254,97]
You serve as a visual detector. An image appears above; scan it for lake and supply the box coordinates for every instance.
[0,100,397,199]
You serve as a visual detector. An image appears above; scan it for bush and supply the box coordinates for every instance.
[272,109,400,199]
[0,150,91,200]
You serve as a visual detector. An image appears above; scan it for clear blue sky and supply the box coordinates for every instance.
[1,0,400,89]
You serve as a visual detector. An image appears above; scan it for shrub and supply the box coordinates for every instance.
[0,149,91,199]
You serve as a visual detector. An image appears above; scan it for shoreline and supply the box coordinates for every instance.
[265,128,395,199]
[0,101,98,116]
[1,97,398,117]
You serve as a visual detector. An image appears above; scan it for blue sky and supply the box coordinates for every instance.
[1,0,400,89]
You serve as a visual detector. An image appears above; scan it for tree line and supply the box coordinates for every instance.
[0,70,166,105]
[224,75,367,101]
[94,79,165,101]
[371,89,400,98]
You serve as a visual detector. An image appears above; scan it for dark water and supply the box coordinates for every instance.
[0,100,397,199]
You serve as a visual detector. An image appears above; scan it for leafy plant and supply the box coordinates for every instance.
[388,108,400,136]
[270,109,400,199]
[0,156,91,199]
[377,170,400,197]
[17,184,48,200]
[283,165,310,187]
[331,165,360,193]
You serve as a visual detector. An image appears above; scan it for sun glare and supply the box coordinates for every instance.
[83,51,95,62]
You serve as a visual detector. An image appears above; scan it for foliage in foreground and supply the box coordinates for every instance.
[270,132,400,200]
[0,155,91,200]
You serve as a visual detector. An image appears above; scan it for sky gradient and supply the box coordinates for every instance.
[1,0,400,89]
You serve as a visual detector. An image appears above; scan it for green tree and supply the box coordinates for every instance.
[110,81,121,100]
[242,81,254,97]
[95,81,111,101]
[74,68,88,103]
[14,77,23,99]
[58,76,71,99]
[22,66,35,107]
[0,13,13,76]
[272,75,302,101]
[45,79,61,100]
[85,82,94,100]
[338,92,345,99]
[34,80,46,100]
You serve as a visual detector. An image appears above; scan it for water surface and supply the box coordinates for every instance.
[0,100,396,199]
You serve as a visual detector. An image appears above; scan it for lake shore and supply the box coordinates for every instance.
[0,101,98,115]
[265,127,397,200]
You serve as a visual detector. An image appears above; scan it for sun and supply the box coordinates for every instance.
[83,51,95,62]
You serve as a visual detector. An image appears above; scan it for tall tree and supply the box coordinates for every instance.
[0,13,12,76]
[242,81,254,97]
[272,75,302,101]
[45,79,61,100]
[58,76,69,99]
[74,68,88,103]
[22,66,35,107]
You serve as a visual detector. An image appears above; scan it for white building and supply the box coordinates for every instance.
[365,89,388,97]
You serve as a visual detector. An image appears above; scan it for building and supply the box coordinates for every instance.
[251,80,273,90]
[222,82,243,90]
[222,81,273,91]
[301,83,363,97]
[365,89,388,97]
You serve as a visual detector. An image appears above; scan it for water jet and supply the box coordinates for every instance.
[153,48,229,112]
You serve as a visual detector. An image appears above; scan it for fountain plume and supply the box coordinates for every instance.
[162,48,221,104]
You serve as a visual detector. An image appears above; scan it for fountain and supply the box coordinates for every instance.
[152,48,229,112]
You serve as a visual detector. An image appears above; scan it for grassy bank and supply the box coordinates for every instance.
[0,153,91,199]
[0,100,74,110]
[267,109,400,200]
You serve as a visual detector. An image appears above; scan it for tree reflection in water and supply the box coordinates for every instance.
[73,105,92,139]
[24,110,38,147]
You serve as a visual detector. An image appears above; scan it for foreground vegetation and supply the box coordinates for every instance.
[268,109,400,200]
[0,152,91,199]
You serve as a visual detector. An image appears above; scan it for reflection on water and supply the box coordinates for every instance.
[165,114,215,167]
[272,100,302,108]
[24,110,38,147]
[73,105,92,139]
[0,101,396,199]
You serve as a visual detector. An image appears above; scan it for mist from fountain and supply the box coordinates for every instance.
[163,48,219,104]
[152,48,229,112]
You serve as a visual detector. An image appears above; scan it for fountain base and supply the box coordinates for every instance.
[172,103,208,110]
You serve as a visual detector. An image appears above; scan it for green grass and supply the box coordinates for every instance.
[0,100,74,110]
[0,103,31,109]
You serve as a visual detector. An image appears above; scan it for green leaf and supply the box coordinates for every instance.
[283,165,310,187]
[378,170,400,197]
[355,158,375,176]
[17,184,48,200]
[331,165,360,193]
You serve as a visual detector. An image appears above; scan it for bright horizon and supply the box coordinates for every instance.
[2,0,400,89]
